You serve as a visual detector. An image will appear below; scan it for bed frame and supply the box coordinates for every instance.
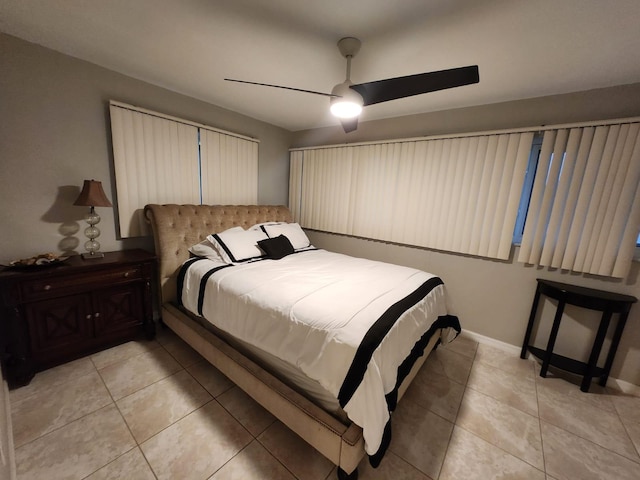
[144,204,440,479]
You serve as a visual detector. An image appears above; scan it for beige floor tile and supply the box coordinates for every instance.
[441,334,478,359]
[403,369,465,422]
[541,421,640,480]
[610,392,640,424]
[217,386,276,436]
[537,380,640,462]
[91,338,161,370]
[15,404,135,480]
[456,388,544,469]
[11,370,112,447]
[117,369,212,443]
[208,440,295,480]
[9,357,95,403]
[475,343,536,378]
[98,347,182,400]
[187,360,235,397]
[84,447,155,480]
[356,451,433,479]
[162,334,206,368]
[389,398,454,479]
[141,400,252,480]
[10,328,640,480]
[422,347,474,386]
[622,420,640,458]
[535,365,616,413]
[467,360,539,416]
[439,426,545,480]
[258,421,335,480]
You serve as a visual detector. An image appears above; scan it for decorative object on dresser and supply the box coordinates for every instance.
[73,179,113,259]
[0,249,156,389]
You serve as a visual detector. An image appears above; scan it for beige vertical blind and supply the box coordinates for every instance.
[110,104,199,237]
[291,131,534,260]
[288,150,304,222]
[200,128,258,204]
[110,101,259,238]
[518,122,640,277]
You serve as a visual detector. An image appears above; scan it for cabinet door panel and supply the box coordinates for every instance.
[25,294,93,362]
[93,283,144,336]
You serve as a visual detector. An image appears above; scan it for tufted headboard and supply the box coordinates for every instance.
[144,204,293,304]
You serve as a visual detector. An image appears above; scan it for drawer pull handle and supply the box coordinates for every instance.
[94,312,100,318]
[124,272,130,278]
[43,285,52,291]
[86,314,92,320]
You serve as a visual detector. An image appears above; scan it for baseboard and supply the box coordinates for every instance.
[459,329,522,356]
[606,377,640,396]
[459,329,639,394]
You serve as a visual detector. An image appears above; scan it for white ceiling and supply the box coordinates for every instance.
[2,0,640,132]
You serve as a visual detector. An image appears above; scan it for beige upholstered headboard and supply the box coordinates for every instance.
[144,204,293,304]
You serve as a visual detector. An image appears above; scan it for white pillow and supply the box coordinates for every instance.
[262,223,311,250]
[207,227,268,264]
[249,221,286,231]
[188,238,224,263]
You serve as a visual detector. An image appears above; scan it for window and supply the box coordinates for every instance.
[290,131,534,261]
[513,134,543,245]
[110,101,258,238]
[517,122,640,278]
[291,117,640,277]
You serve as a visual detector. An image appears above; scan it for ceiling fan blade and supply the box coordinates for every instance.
[350,65,479,106]
[340,117,358,133]
[224,78,336,98]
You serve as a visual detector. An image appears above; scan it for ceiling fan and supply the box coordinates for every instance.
[225,37,479,133]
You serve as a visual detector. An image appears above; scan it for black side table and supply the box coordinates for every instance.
[520,279,636,392]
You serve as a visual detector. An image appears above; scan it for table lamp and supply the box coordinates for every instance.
[73,179,112,259]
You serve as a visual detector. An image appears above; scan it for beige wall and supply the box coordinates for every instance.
[0,33,293,262]
[2,31,639,388]
[293,84,640,388]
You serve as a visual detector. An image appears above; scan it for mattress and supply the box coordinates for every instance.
[189,314,350,421]
[178,248,460,463]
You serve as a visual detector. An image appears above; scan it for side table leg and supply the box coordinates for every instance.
[599,311,629,387]
[581,311,612,392]
[521,286,542,359]
[541,300,566,378]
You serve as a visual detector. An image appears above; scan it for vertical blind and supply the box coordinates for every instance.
[518,122,640,278]
[110,102,258,237]
[290,132,534,260]
[199,128,258,205]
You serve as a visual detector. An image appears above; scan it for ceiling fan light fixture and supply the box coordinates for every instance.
[329,81,363,119]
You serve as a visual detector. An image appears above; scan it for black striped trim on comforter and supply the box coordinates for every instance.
[336,276,461,467]
[177,260,461,468]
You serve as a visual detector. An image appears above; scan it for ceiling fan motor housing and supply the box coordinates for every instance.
[337,37,362,58]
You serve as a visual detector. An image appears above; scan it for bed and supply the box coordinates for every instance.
[144,204,460,479]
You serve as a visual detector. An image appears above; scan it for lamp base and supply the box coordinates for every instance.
[81,252,105,260]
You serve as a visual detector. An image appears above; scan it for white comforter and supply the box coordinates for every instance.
[179,249,458,458]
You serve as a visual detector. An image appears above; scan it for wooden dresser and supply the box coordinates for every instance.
[0,249,156,388]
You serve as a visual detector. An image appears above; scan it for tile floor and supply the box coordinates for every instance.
[9,328,640,480]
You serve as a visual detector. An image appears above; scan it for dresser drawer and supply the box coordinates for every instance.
[20,264,143,301]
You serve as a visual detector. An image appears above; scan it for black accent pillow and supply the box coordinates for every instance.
[258,235,295,260]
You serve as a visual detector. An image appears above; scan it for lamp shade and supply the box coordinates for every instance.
[73,180,112,207]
